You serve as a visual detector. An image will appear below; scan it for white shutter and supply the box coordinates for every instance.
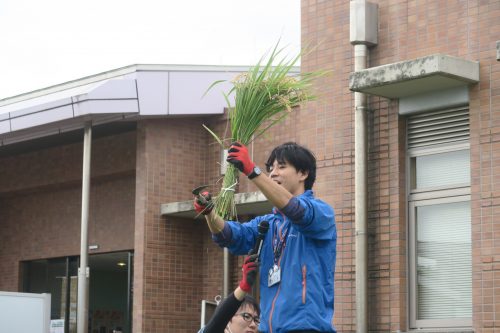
[407,107,469,149]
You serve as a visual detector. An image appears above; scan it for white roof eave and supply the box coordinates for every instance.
[0,78,140,145]
[0,64,299,146]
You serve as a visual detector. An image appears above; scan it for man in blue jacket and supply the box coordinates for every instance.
[195,142,337,333]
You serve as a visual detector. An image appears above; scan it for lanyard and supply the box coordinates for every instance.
[272,218,290,266]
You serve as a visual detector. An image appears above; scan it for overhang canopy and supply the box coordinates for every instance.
[349,54,479,99]
[161,191,273,220]
[0,64,254,146]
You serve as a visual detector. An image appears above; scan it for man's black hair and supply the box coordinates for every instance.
[265,142,317,190]
[208,294,260,330]
[240,295,260,316]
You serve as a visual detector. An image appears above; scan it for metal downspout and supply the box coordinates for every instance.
[77,121,92,333]
[223,248,229,297]
[354,43,368,332]
[350,1,377,331]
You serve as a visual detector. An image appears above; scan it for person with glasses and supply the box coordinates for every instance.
[199,255,260,333]
[195,142,337,333]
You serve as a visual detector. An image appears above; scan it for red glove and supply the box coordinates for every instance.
[239,254,259,293]
[226,142,256,176]
[193,191,213,215]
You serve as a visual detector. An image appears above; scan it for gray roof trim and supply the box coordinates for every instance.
[1,64,299,107]
[0,64,300,146]
[0,64,255,106]
[349,54,479,99]
[0,79,139,143]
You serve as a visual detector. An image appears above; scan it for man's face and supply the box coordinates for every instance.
[268,159,308,196]
[227,304,259,333]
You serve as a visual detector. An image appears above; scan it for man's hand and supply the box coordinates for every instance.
[193,191,213,215]
[239,254,259,293]
[226,142,256,176]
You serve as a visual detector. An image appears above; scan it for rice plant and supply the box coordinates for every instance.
[204,43,324,220]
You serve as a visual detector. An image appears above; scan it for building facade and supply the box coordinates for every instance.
[1,1,499,333]
[300,0,499,332]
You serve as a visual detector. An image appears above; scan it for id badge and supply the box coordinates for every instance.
[268,264,281,287]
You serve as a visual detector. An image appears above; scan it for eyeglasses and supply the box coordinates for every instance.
[236,312,260,325]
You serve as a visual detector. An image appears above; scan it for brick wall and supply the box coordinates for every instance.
[302,0,500,332]
[302,1,358,330]
[133,119,211,333]
[0,131,136,291]
[468,0,500,329]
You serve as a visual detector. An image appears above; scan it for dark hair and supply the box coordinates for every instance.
[240,295,260,316]
[265,142,317,190]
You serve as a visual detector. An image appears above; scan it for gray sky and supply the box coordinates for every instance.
[0,0,300,100]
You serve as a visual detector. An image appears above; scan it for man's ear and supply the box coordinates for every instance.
[299,170,309,182]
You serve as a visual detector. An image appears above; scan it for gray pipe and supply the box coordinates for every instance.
[223,248,229,297]
[350,1,377,330]
[77,122,92,333]
[354,44,368,333]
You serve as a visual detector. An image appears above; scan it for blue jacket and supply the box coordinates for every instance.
[213,190,336,333]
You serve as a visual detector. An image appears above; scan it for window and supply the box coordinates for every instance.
[22,252,133,333]
[23,257,79,333]
[407,107,472,328]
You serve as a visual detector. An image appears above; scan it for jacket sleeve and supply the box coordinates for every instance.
[202,292,242,333]
[224,216,262,255]
[212,214,274,255]
[284,195,336,240]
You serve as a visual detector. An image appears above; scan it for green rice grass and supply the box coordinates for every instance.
[204,43,324,220]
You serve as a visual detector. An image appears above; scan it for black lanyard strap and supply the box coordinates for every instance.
[272,220,290,265]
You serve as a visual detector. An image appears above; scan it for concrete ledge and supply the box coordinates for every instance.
[349,54,479,99]
[160,191,273,220]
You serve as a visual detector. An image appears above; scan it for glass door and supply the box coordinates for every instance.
[88,251,132,333]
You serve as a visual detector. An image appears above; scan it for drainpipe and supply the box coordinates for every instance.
[219,146,231,299]
[350,1,378,332]
[77,121,92,333]
[354,43,369,333]
[223,248,229,297]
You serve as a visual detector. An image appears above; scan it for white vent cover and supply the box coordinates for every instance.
[407,107,469,149]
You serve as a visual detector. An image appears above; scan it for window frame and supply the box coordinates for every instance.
[408,195,472,328]
[407,128,472,329]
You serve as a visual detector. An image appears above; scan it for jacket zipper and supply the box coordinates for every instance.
[268,282,281,333]
[302,265,307,304]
